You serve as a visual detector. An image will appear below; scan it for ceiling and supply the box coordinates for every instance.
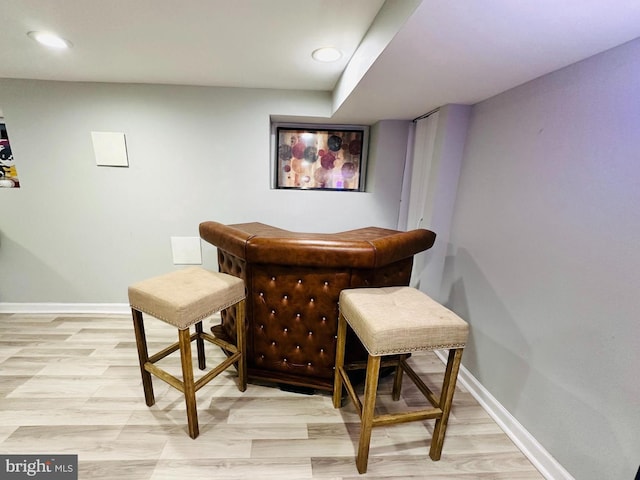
[1,0,640,124]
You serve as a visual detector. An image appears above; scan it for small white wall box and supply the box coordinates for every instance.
[91,131,129,167]
[171,237,202,265]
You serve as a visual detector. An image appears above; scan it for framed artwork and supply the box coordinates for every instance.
[0,121,19,188]
[274,123,368,191]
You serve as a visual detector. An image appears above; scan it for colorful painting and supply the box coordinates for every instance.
[0,122,19,188]
[275,124,368,191]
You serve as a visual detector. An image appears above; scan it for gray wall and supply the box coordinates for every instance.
[0,79,410,303]
[443,38,640,480]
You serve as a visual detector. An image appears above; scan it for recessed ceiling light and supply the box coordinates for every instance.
[27,31,72,49]
[312,47,342,63]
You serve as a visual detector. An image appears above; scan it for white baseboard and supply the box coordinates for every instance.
[0,303,130,315]
[434,350,574,480]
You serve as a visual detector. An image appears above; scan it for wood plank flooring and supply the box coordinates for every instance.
[0,313,544,479]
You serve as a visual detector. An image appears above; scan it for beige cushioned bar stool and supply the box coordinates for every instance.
[128,266,246,439]
[333,286,469,474]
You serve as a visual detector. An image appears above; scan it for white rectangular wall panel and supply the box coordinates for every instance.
[170,237,202,265]
[91,131,129,167]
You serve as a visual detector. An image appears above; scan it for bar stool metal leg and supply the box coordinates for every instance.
[195,321,206,370]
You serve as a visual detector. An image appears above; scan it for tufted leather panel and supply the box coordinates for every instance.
[250,264,350,383]
[200,221,436,391]
[216,249,247,343]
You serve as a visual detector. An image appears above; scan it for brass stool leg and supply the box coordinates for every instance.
[429,348,464,460]
[332,312,348,408]
[357,354,381,474]
[195,321,206,370]
[178,327,199,439]
[131,309,155,407]
[235,299,247,392]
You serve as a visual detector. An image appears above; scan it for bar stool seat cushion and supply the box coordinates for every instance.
[339,286,468,356]
[128,266,245,330]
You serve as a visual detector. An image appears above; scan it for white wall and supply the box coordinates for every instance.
[442,38,640,480]
[0,79,410,303]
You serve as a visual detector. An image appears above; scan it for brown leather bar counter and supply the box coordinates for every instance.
[199,221,436,392]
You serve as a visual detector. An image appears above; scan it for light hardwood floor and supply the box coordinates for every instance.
[0,313,544,479]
